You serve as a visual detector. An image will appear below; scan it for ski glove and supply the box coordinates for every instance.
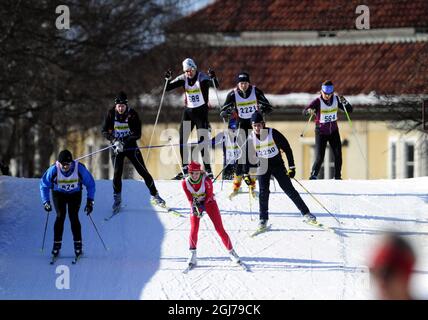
[192,199,205,218]
[306,108,316,116]
[259,104,273,115]
[339,95,349,105]
[84,199,94,215]
[220,103,234,119]
[287,166,296,178]
[112,140,124,154]
[208,68,216,79]
[164,69,172,80]
[43,201,52,212]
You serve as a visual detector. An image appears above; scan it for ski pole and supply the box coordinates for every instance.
[74,145,114,161]
[249,190,255,221]
[88,215,108,251]
[169,137,186,177]
[210,69,235,184]
[146,78,169,163]
[292,177,341,225]
[40,211,50,252]
[300,112,314,137]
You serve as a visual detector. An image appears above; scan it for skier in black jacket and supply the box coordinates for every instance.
[101,91,165,212]
[220,72,273,200]
[248,111,316,229]
[164,58,218,179]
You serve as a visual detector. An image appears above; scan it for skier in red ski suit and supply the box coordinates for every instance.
[181,161,241,266]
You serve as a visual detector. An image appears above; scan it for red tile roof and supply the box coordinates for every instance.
[174,0,428,32]
[185,42,428,95]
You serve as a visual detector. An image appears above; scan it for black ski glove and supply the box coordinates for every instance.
[165,69,172,80]
[43,201,52,212]
[339,95,348,105]
[287,166,296,178]
[208,68,216,79]
[84,199,94,215]
[192,198,205,218]
[259,104,273,115]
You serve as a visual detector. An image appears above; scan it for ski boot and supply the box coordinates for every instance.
[74,240,83,257]
[172,166,188,180]
[303,213,317,223]
[244,175,257,199]
[228,248,241,264]
[309,171,318,180]
[258,219,268,229]
[228,175,242,200]
[187,249,197,266]
[112,193,121,213]
[51,241,62,257]
[150,192,166,207]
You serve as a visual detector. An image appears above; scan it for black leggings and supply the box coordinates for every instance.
[179,105,211,170]
[52,191,82,242]
[311,129,342,179]
[258,166,309,220]
[111,148,157,196]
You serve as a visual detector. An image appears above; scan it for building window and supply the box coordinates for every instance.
[390,142,397,179]
[405,142,415,178]
[422,140,428,177]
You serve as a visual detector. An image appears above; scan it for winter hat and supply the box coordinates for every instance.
[115,91,128,104]
[236,72,250,84]
[182,58,197,71]
[251,111,264,124]
[58,149,73,164]
[370,234,415,281]
[187,161,202,172]
[321,80,334,94]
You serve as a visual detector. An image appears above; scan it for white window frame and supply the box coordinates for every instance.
[388,136,418,179]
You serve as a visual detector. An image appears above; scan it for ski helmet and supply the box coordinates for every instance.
[182,58,197,72]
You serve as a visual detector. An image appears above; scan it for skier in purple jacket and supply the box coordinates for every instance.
[303,80,352,180]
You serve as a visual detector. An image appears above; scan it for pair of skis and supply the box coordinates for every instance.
[250,219,335,238]
[104,203,184,222]
[49,254,82,265]
[183,260,250,274]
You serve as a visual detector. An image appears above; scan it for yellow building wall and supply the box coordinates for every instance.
[71,119,400,181]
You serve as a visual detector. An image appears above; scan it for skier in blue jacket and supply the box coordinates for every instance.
[40,149,96,258]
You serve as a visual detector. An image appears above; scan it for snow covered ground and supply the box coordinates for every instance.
[0,176,427,300]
